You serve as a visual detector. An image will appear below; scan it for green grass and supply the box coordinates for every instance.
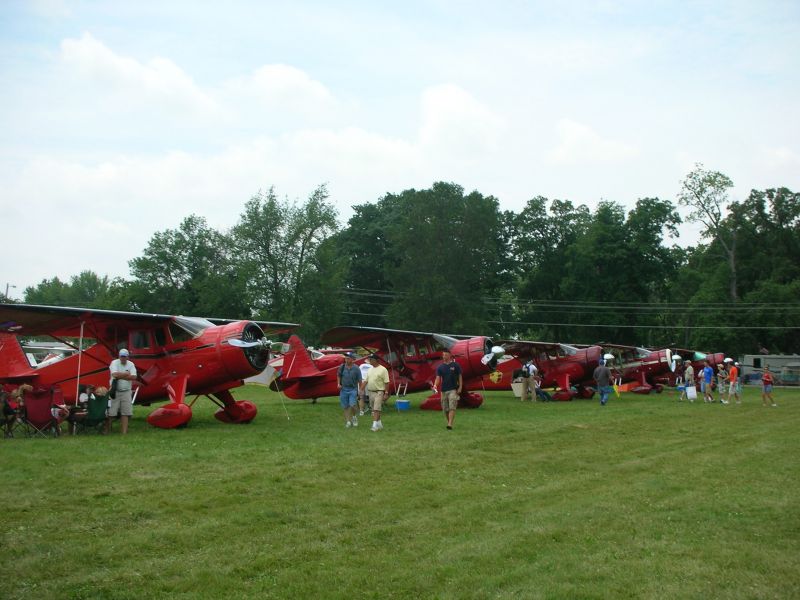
[2,386,798,599]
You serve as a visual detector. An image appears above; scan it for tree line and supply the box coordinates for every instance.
[15,166,800,357]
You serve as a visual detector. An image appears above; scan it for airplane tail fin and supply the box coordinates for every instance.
[0,333,34,378]
[280,335,324,380]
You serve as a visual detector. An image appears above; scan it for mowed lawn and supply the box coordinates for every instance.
[2,385,798,599]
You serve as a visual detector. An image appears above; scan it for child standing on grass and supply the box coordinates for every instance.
[761,366,777,407]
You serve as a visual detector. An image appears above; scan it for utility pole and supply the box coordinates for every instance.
[4,283,16,298]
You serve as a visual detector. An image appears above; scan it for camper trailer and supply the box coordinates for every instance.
[739,354,800,384]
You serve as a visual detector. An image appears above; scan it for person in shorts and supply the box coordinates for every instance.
[364,354,390,431]
[761,365,776,407]
[337,353,362,428]
[107,348,137,434]
[433,350,462,430]
[725,358,741,404]
[702,360,714,403]
[680,362,695,402]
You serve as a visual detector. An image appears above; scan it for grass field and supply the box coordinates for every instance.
[2,385,798,599]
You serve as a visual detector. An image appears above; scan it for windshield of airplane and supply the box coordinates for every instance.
[19,336,84,368]
[172,316,215,339]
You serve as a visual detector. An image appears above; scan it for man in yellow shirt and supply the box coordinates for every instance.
[364,354,390,431]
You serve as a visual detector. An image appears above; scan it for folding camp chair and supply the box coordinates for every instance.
[73,393,109,435]
[2,393,23,439]
[22,388,63,438]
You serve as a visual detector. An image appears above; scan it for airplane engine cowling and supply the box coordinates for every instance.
[217,321,269,379]
[461,336,499,375]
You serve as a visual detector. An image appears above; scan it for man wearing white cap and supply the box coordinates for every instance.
[725,358,741,404]
[107,348,137,434]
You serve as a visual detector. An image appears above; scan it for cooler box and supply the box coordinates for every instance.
[395,399,411,411]
[511,381,524,398]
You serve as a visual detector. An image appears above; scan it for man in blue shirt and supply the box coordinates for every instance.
[433,350,462,430]
[702,360,715,403]
[337,353,362,428]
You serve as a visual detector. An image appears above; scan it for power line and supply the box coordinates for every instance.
[486,320,800,330]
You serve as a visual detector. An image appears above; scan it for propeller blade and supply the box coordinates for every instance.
[229,339,263,348]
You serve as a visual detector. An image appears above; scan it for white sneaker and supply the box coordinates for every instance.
[371,424,379,431]
[359,410,365,416]
[772,403,778,407]
[721,400,729,405]
[351,416,358,427]
[345,421,352,428]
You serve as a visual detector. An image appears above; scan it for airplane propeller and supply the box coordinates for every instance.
[229,338,266,348]
[480,345,505,366]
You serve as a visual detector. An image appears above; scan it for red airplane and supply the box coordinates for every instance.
[270,326,504,409]
[491,340,604,400]
[650,348,726,388]
[0,303,296,429]
[599,344,725,393]
[595,344,674,393]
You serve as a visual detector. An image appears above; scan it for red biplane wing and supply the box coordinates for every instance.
[0,303,174,337]
[0,303,299,339]
[498,340,580,361]
[320,326,459,353]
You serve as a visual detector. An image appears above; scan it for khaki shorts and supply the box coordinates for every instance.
[368,390,386,412]
[441,389,459,412]
[108,389,133,417]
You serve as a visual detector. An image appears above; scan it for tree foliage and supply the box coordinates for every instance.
[17,174,800,354]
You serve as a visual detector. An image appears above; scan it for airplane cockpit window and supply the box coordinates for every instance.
[153,327,166,347]
[174,316,214,335]
[169,317,214,342]
[131,330,151,349]
[19,337,80,368]
[405,343,417,357]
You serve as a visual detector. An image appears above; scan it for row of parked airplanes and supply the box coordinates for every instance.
[0,303,722,430]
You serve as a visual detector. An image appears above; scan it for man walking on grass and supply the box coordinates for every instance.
[593,358,613,406]
[702,360,714,403]
[433,350,462,430]
[725,358,741,404]
[337,353,362,428]
[364,354,390,431]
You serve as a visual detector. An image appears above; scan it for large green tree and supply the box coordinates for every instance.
[129,215,249,317]
[375,182,506,333]
[231,185,338,323]
[24,271,114,308]
[677,164,739,301]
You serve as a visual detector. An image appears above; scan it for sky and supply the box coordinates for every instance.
[1,0,799,299]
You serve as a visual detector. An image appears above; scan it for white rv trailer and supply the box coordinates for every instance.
[739,354,800,383]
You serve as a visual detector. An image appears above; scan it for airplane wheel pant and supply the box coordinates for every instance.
[215,400,257,424]
[147,402,192,429]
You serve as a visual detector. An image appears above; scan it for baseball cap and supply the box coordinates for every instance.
[119,348,130,357]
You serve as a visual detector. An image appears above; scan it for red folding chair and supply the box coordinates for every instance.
[22,388,64,438]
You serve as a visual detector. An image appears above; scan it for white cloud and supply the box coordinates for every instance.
[60,33,220,117]
[225,64,335,111]
[419,84,506,158]
[548,118,639,165]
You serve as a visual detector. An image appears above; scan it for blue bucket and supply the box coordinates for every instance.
[396,399,410,411]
